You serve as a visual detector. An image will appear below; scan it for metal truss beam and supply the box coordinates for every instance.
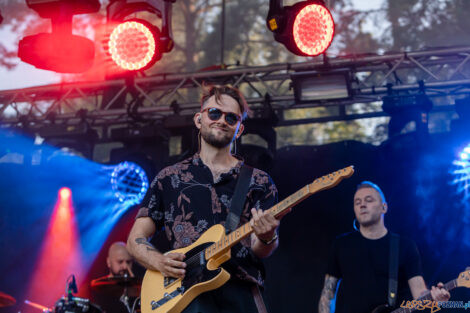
[1,46,470,135]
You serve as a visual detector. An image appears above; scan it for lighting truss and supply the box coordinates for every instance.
[2,46,470,140]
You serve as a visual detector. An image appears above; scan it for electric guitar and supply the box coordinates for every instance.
[372,268,470,313]
[140,166,355,313]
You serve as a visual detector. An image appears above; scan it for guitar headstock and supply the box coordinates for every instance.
[307,166,354,194]
[456,268,470,288]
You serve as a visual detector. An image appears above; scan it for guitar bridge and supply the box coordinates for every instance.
[151,287,185,310]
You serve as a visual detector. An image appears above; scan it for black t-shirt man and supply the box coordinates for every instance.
[327,231,423,313]
[319,181,450,313]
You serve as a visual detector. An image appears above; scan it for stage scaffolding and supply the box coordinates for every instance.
[1,46,470,141]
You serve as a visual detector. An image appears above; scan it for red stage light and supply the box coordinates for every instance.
[18,33,95,73]
[27,188,84,308]
[108,20,160,71]
[18,0,99,73]
[267,0,335,56]
[59,187,72,199]
[292,4,334,56]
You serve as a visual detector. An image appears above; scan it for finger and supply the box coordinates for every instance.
[166,258,186,269]
[261,211,279,233]
[164,260,186,277]
[165,266,185,278]
[263,213,279,228]
[167,252,186,261]
[251,208,261,228]
[251,208,260,221]
[256,209,268,229]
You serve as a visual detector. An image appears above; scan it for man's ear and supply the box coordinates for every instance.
[236,123,244,139]
[106,257,111,269]
[382,203,388,214]
[194,113,202,129]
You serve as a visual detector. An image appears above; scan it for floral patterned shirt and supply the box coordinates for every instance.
[137,153,278,286]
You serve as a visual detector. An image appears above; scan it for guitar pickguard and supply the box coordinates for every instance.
[150,242,222,310]
[181,242,221,292]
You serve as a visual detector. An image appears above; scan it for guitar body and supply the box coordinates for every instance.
[141,224,231,313]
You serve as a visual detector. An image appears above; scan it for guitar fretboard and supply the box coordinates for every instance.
[204,184,312,260]
[392,280,456,313]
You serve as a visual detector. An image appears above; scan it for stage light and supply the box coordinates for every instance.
[292,71,350,102]
[461,151,469,161]
[108,19,161,71]
[27,186,84,308]
[110,161,149,206]
[267,0,335,56]
[59,187,72,199]
[452,143,470,201]
[18,0,100,73]
[19,33,95,73]
[105,0,174,73]
[455,145,470,165]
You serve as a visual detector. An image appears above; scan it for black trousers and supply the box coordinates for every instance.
[181,280,263,313]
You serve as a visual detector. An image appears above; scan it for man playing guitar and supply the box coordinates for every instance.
[127,84,285,313]
[318,181,450,313]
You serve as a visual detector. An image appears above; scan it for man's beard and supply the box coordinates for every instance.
[111,268,129,277]
[201,125,234,148]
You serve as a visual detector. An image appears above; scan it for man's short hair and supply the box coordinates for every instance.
[200,84,250,121]
[356,181,387,204]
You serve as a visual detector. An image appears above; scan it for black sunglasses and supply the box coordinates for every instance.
[201,107,241,126]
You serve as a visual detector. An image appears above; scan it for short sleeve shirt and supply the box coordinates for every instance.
[327,231,423,313]
[137,153,278,286]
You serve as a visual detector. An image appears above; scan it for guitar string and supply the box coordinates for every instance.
[177,178,338,266]
[180,207,284,267]
[178,187,306,267]
[172,180,347,272]
[165,173,348,280]
[180,232,241,267]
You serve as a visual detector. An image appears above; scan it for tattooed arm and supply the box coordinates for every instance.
[127,216,186,278]
[318,274,339,313]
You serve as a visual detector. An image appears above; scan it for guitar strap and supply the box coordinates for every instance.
[225,165,253,233]
[225,165,269,313]
[388,233,400,308]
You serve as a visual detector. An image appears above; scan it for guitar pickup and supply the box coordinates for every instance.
[164,277,177,287]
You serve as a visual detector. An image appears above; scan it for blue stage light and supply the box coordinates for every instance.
[110,161,149,206]
[452,143,470,200]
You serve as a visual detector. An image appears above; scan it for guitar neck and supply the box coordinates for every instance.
[204,185,312,260]
[392,279,457,313]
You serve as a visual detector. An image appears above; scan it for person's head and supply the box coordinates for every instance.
[106,241,133,277]
[353,181,388,228]
[193,84,250,150]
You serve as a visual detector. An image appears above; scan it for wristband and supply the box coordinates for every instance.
[259,232,278,245]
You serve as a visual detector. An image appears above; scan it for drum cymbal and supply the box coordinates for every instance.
[90,276,141,297]
[0,291,16,307]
